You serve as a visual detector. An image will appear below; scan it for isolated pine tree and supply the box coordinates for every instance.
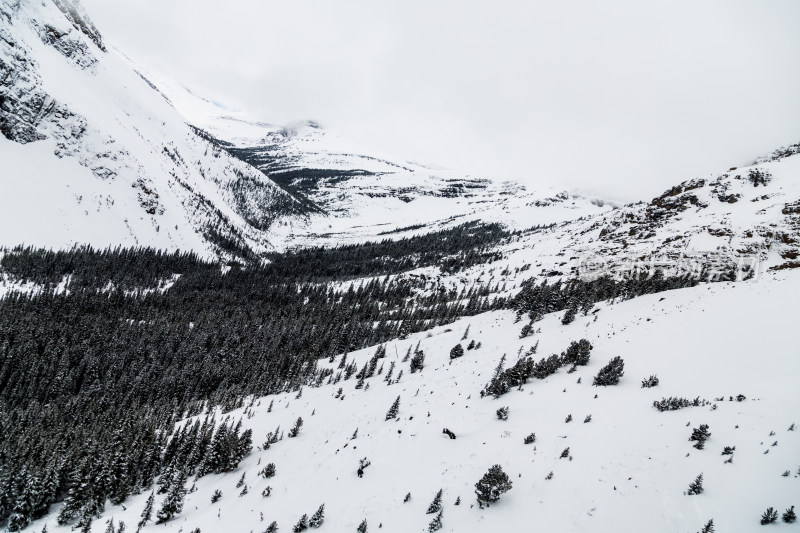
[561,307,577,325]
[687,473,704,495]
[309,504,325,528]
[474,465,512,507]
[427,489,443,514]
[266,521,278,533]
[288,417,303,438]
[697,519,714,533]
[386,396,401,420]
[783,506,796,523]
[357,518,368,533]
[155,470,187,524]
[410,350,425,373]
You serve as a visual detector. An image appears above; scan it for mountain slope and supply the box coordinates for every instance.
[1,0,304,257]
[25,269,799,533]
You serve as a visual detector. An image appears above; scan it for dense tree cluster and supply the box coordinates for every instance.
[0,245,502,529]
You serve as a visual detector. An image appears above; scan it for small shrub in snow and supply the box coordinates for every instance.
[641,375,659,388]
[761,507,778,525]
[545,471,554,480]
[496,407,509,421]
[783,506,796,523]
[687,473,704,495]
[357,518,368,533]
[260,463,276,478]
[523,433,536,445]
[653,396,708,412]
[782,470,790,477]
[403,492,411,503]
[584,414,592,423]
[266,522,278,533]
[560,447,570,459]
[565,414,573,423]
[474,465,512,507]
[210,489,222,503]
[449,344,464,359]
[593,356,624,386]
[748,168,772,187]
[454,496,461,506]
[690,424,711,450]
[239,485,248,496]
[721,446,735,456]
[261,486,272,498]
[357,458,371,478]
[236,472,246,488]
[561,307,577,325]
[410,350,425,373]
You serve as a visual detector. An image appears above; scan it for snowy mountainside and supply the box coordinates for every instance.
[0,0,305,257]
[156,81,613,249]
[29,270,800,533]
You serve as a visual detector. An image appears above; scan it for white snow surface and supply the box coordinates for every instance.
[28,270,800,533]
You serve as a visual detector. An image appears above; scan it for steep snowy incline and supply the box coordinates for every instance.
[30,270,800,533]
[0,0,304,257]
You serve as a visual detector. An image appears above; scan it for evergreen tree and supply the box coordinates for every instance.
[155,470,187,523]
[427,489,443,514]
[687,473,704,495]
[288,418,304,438]
[309,504,325,528]
[292,514,308,532]
[136,492,154,533]
[266,521,278,533]
[761,507,778,525]
[428,510,443,532]
[357,519,368,533]
[474,465,512,507]
[593,356,624,386]
[697,519,714,533]
[385,396,401,420]
[449,344,464,360]
[783,506,796,523]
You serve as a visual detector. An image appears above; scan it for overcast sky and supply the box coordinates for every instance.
[82,0,800,201]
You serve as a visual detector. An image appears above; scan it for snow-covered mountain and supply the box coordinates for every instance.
[1,0,305,258]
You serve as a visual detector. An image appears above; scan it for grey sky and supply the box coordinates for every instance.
[82,0,800,201]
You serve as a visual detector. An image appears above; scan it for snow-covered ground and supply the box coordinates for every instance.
[29,270,800,533]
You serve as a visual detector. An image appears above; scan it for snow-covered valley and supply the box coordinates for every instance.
[22,270,800,533]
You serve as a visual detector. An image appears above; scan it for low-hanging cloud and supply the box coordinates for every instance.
[82,0,800,202]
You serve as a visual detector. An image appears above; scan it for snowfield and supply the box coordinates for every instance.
[29,270,800,533]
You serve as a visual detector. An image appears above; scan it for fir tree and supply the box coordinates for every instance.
[428,510,443,532]
[697,519,714,533]
[687,473,704,495]
[427,489,443,514]
[593,356,624,386]
[357,519,368,533]
[136,491,154,532]
[309,504,325,528]
[155,470,187,523]
[385,396,401,420]
[266,521,278,533]
[474,465,512,507]
[292,514,308,532]
[288,418,303,438]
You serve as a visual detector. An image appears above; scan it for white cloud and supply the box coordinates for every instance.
[82,0,800,201]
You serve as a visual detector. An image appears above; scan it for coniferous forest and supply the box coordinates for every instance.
[0,222,748,530]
